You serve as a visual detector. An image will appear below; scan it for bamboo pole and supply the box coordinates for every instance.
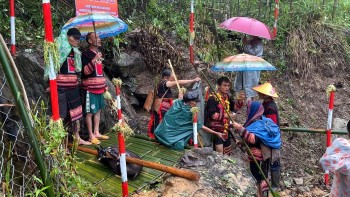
[189,0,195,65]
[167,59,181,93]
[273,0,279,38]
[0,34,55,197]
[42,0,60,121]
[69,145,200,181]
[192,110,198,148]
[280,128,347,135]
[9,0,15,55]
[113,79,128,197]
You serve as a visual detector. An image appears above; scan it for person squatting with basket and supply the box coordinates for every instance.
[56,28,91,145]
[147,68,201,139]
[232,101,281,197]
[81,32,109,145]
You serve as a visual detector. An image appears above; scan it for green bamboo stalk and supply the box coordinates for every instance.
[0,35,55,197]
[200,71,279,197]
[281,127,347,135]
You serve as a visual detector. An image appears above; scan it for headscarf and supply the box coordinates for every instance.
[244,101,281,149]
[56,29,82,72]
[244,101,264,127]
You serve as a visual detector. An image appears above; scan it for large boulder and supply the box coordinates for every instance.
[111,51,147,77]
[14,52,49,103]
[134,148,256,197]
[179,148,256,196]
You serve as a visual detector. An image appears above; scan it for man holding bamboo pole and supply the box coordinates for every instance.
[148,63,201,139]
[205,77,244,155]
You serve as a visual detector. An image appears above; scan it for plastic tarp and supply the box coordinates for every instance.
[155,99,203,150]
[320,138,350,197]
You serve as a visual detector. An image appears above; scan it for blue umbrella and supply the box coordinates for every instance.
[211,53,276,92]
[61,12,128,39]
[211,53,276,72]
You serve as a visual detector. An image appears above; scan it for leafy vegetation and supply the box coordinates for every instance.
[119,0,350,69]
[27,101,96,196]
[0,0,74,46]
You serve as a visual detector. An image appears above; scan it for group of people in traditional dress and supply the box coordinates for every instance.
[149,71,281,196]
[54,28,109,146]
[145,35,282,197]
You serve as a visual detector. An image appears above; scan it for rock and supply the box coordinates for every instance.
[284,180,292,188]
[112,51,147,77]
[310,187,327,196]
[133,71,156,98]
[160,177,218,197]
[136,116,149,134]
[294,177,304,185]
[14,52,49,103]
[333,118,348,131]
[127,93,140,107]
[322,65,335,78]
[178,148,256,196]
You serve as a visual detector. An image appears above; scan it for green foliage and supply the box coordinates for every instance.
[118,0,350,72]
[0,0,73,46]
[4,143,12,196]
[27,101,96,196]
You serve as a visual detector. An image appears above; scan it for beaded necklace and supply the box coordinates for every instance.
[210,92,230,135]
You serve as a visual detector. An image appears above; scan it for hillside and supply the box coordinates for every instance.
[0,0,349,196]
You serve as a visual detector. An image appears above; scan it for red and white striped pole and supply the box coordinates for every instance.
[193,111,198,148]
[115,81,128,196]
[118,130,128,197]
[116,85,122,123]
[189,0,195,65]
[325,85,335,185]
[273,0,279,38]
[10,0,16,55]
[42,0,60,121]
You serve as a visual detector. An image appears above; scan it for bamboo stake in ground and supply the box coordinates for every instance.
[325,84,336,185]
[69,144,200,181]
[191,107,199,148]
[112,78,128,197]
[42,0,60,121]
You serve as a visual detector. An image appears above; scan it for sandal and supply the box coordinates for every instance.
[90,138,101,145]
[79,139,92,146]
[96,135,109,140]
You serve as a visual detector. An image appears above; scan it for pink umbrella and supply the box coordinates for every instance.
[219,17,274,40]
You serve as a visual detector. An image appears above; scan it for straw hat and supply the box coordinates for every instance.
[252,82,278,98]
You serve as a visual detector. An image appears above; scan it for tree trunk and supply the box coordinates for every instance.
[237,0,240,16]
[331,0,337,21]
